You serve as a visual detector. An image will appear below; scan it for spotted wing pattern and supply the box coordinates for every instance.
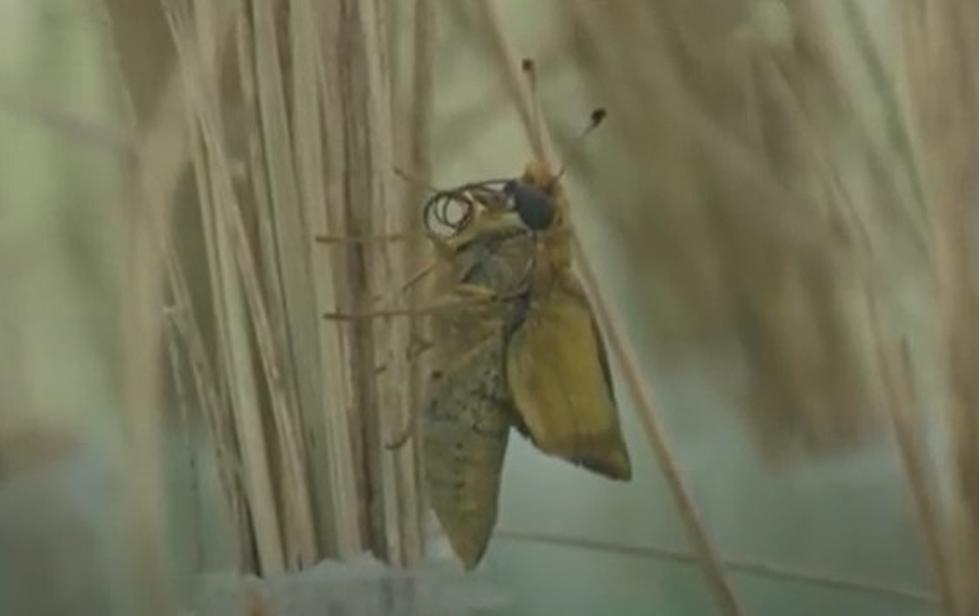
[422,338,511,569]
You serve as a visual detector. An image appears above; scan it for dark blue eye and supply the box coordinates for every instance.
[504,181,555,231]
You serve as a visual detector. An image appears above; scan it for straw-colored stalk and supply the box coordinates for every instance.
[475,2,744,614]
[102,0,202,610]
[118,58,176,616]
[154,0,426,574]
[398,0,437,558]
[898,2,979,612]
[318,0,425,565]
[865,296,958,615]
[496,529,936,606]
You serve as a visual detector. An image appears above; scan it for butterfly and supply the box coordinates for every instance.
[416,144,631,567]
[320,107,630,569]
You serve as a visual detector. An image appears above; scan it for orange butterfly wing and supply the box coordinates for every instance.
[505,269,632,480]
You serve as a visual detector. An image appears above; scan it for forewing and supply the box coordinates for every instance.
[505,271,632,480]
[423,338,512,569]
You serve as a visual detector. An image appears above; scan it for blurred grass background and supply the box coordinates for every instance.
[1,1,977,615]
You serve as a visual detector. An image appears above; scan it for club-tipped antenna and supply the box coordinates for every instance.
[520,58,606,185]
[551,107,607,185]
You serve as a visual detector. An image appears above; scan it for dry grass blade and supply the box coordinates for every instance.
[577,252,744,616]
[397,0,437,563]
[166,0,290,574]
[473,0,554,167]
[865,293,958,615]
[315,0,426,565]
[164,248,245,554]
[101,0,199,610]
[164,312,205,571]
[114,56,178,616]
[497,529,937,606]
[834,109,958,612]
[321,0,389,559]
[362,0,424,567]
[290,0,363,558]
[899,2,979,611]
[246,0,319,568]
[476,6,743,614]
[104,0,254,589]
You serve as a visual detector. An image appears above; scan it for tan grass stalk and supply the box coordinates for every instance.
[474,1,554,167]
[363,0,425,567]
[316,0,424,565]
[289,0,363,558]
[246,0,319,568]
[320,0,384,557]
[101,0,205,609]
[577,256,745,616]
[406,0,437,519]
[477,5,743,614]
[496,529,936,606]
[387,0,438,565]
[166,0,290,574]
[353,0,420,566]
[116,54,177,616]
[164,247,245,557]
[103,0,251,568]
[865,294,959,615]
[116,0,429,578]
[164,314,205,571]
[897,2,979,611]
[315,2,371,558]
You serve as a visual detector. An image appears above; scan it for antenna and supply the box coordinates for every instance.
[551,107,607,185]
[519,58,606,185]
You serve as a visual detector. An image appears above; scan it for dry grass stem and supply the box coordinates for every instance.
[289,0,362,558]
[866,294,958,615]
[899,2,979,611]
[167,0,289,573]
[479,8,744,615]
[103,0,212,608]
[497,529,936,606]
[576,253,745,616]
[318,0,424,565]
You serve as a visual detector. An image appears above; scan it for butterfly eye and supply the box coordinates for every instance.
[508,181,555,231]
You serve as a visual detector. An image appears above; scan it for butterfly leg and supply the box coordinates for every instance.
[322,298,493,321]
[314,231,422,244]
